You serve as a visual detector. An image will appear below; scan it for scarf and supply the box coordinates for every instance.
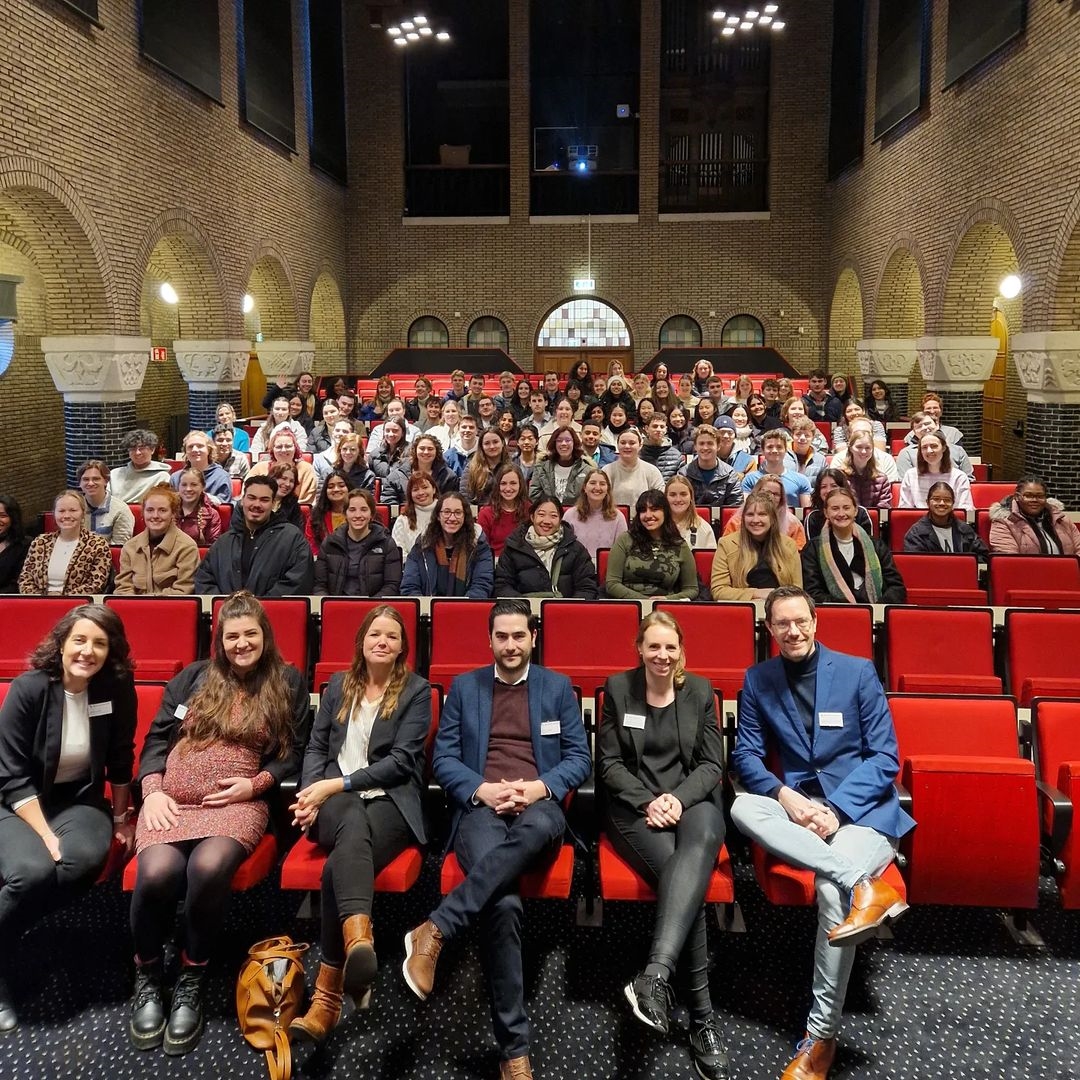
[818,524,882,603]
[525,526,564,593]
[434,538,469,594]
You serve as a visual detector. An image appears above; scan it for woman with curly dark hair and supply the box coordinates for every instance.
[0,604,137,1032]
[400,493,493,598]
[127,592,307,1055]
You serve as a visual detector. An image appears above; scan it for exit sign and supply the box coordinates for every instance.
[573,278,595,292]
[150,347,168,362]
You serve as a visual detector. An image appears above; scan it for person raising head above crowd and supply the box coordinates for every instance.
[605,490,699,601]
[115,487,199,595]
[400,492,493,599]
[903,481,989,556]
[711,492,802,601]
[110,429,172,503]
[313,487,402,598]
[19,490,111,596]
[988,476,1080,555]
[476,464,531,558]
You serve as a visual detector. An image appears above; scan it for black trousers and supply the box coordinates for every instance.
[312,792,413,964]
[605,799,726,1020]
[431,800,566,1059]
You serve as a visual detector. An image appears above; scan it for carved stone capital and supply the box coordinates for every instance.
[1012,331,1080,404]
[174,339,252,391]
[256,340,316,380]
[856,338,917,381]
[915,336,999,390]
[42,335,151,402]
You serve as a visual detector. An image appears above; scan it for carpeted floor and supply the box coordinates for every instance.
[1,852,1078,1080]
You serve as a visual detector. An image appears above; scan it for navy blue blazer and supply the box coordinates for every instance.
[731,643,915,839]
[432,664,591,843]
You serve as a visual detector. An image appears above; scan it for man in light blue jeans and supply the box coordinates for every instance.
[731,586,915,1080]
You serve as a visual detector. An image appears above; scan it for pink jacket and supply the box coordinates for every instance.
[988,497,1080,555]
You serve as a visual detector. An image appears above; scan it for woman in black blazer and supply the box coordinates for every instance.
[0,603,136,1033]
[599,610,729,1079]
[289,605,432,1043]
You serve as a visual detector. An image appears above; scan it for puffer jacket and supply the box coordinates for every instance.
[493,521,599,599]
[988,496,1080,555]
[313,521,403,596]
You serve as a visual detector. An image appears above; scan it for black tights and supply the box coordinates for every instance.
[129,837,247,963]
[606,800,726,1021]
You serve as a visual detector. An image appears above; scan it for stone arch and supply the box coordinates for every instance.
[244,243,300,341]
[308,267,346,368]
[874,238,926,337]
[1048,184,1080,331]
[828,266,864,380]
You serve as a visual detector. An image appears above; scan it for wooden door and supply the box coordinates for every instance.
[241,352,264,418]
[533,346,634,377]
[983,310,1007,473]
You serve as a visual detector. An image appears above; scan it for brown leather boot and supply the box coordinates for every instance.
[499,1054,534,1079]
[342,914,377,1002]
[780,1033,836,1080]
[402,919,444,1001]
[289,963,344,1044]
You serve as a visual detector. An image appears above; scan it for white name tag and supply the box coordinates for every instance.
[819,711,844,729]
[88,702,112,717]
[540,720,561,736]
[174,704,189,720]
[624,712,647,730]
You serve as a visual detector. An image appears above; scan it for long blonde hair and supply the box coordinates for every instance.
[728,493,797,589]
[635,610,686,689]
[664,475,698,532]
[337,605,412,724]
[572,468,617,522]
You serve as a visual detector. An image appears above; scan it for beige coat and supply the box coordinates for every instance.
[113,525,199,595]
[710,529,802,601]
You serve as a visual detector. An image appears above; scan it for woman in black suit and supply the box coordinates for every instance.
[289,605,432,1042]
[599,610,729,1080]
[0,603,136,1032]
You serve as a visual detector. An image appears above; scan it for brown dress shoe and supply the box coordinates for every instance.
[402,919,444,1001]
[780,1034,836,1080]
[289,963,344,1044]
[499,1054,534,1079]
[342,914,377,1001]
[827,876,909,947]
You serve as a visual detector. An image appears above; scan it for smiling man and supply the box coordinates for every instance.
[730,586,914,1080]
[402,599,590,1080]
[109,429,173,503]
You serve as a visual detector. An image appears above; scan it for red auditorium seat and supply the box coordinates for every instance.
[1031,699,1080,908]
[104,596,201,681]
[314,598,420,689]
[539,599,641,697]
[124,832,278,892]
[889,693,1040,910]
[970,482,1016,510]
[887,509,967,552]
[217,503,233,532]
[427,599,496,688]
[654,601,756,699]
[892,553,987,606]
[440,844,576,899]
[692,549,715,585]
[1006,611,1080,706]
[885,606,1000,694]
[769,604,875,664]
[211,596,309,674]
[0,596,92,677]
[988,555,1080,609]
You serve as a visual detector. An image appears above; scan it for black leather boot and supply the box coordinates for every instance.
[128,958,166,1050]
[0,970,17,1035]
[163,964,206,1055]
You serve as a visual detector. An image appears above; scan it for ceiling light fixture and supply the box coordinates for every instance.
[159,282,178,305]
[772,20,785,30]
[393,36,407,45]
[387,26,401,35]
[414,14,428,25]
[712,9,726,19]
[419,25,432,35]
[721,25,736,35]
[999,274,1022,299]
[242,293,255,314]
[400,20,414,30]
[436,30,450,40]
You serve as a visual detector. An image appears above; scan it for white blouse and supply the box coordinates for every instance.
[337,695,386,799]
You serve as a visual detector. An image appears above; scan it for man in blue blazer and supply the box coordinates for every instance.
[403,599,590,1080]
[730,586,915,1080]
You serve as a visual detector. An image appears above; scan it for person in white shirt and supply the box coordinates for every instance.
[251,396,309,456]
[427,399,462,455]
[78,460,135,545]
[365,398,420,458]
[602,428,664,512]
[108,430,173,503]
[315,420,359,486]
[898,431,973,509]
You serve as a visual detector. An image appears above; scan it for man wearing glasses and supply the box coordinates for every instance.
[730,586,914,1080]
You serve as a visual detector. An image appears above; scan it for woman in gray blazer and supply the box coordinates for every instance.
[289,605,431,1043]
[599,610,729,1079]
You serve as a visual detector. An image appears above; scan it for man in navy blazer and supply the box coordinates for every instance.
[402,599,590,1080]
[731,586,915,1080]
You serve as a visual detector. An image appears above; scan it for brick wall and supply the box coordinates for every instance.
[827,1,1080,484]
[343,0,835,375]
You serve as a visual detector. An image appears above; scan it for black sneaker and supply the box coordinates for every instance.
[128,960,166,1050]
[163,966,206,1056]
[0,971,17,1035]
[623,971,674,1035]
[690,1016,731,1080]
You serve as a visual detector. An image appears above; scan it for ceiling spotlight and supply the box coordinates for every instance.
[406,32,419,40]
[387,25,401,35]
[414,14,428,25]
[746,9,760,17]
[999,274,1022,299]
[772,20,785,29]
[159,282,178,305]
[712,9,726,19]
[401,20,414,30]
[759,14,772,24]
[726,14,739,23]
[721,25,736,35]
[242,293,255,314]
[740,21,753,29]
[764,3,778,11]
[419,25,432,35]
[436,30,450,40]
[392,36,407,45]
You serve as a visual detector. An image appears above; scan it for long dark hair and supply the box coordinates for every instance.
[336,605,412,724]
[30,603,134,681]
[0,494,26,544]
[811,467,853,512]
[311,468,353,546]
[627,489,681,554]
[421,492,477,563]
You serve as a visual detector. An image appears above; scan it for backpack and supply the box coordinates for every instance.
[236,936,309,1080]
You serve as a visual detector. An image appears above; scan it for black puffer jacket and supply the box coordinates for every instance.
[493,521,599,599]
[313,521,403,596]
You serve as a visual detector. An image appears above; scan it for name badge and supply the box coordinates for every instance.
[88,702,112,718]
[174,704,189,720]
[819,711,844,729]
[540,720,561,736]
[624,712,647,730]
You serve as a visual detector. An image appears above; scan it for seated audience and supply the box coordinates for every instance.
[603,429,665,512]
[605,490,698,601]
[246,429,319,504]
[692,358,714,396]
[365,399,419,457]
[476,464,531,557]
[537,399,582,457]
[840,431,893,508]
[989,476,1080,555]
[727,405,756,454]
[802,368,843,423]
[665,475,717,551]
[512,423,540,482]
[740,431,813,508]
[529,427,591,507]
[692,398,720,434]
[775,376,794,404]
[314,419,358,486]
[400,493,493,599]
[268,461,305,532]
[508,379,534,422]
[711,492,802,601]
[405,375,436,421]
[308,398,341,454]
[494,369,521,411]
[313,488,402,597]
[640,415,684,483]
[562,468,628,560]
[666,406,696,456]
[746,393,781,440]
[650,376,676,417]
[127,592,306,1055]
[723,475,807,551]
[903,481,989,556]
[786,418,827,482]
[175,468,222,547]
[803,468,875,541]
[601,402,634,448]
[460,428,510,506]
[390,472,439,558]
[635,398,657,429]
[0,494,30,592]
[367,418,410,481]
[779,398,829,454]
[288,392,315,437]
[706,416,753,478]
[194,476,314,596]
[444,415,481,476]
[830,418,899,481]
[109,429,172,503]
[251,396,309,456]
[114,488,199,595]
[830,373,855,412]
[288,606,432,1042]
[306,469,351,556]
[358,377,396,423]
[864,378,900,423]
[675,373,699,412]
[427,399,463,455]
[898,432,972,509]
[383,434,458,505]
[802,488,906,604]
[831,400,886,451]
[895,413,975,477]
[920,392,964,444]
[78,459,135,545]
[493,497,598,599]
[210,404,250,452]
[212,424,250,479]
[580,419,617,468]
[169,431,233,504]
[19,490,111,595]
[416,394,445,435]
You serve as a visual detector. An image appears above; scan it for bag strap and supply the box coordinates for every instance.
[264,1027,291,1080]
[247,936,308,963]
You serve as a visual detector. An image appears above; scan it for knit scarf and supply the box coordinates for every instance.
[434,539,469,593]
[525,526,564,594]
[818,524,882,603]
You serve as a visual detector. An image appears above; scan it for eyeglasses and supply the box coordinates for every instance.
[770,618,813,633]
[440,510,464,519]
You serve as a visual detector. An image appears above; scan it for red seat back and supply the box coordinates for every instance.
[989,555,1080,608]
[970,482,1015,509]
[427,599,496,688]
[539,599,641,696]
[888,693,1021,762]
[211,596,310,675]
[316,599,421,685]
[104,597,201,677]
[1006,610,1080,706]
[892,553,986,606]
[885,606,998,693]
[0,596,92,677]
[654,602,755,698]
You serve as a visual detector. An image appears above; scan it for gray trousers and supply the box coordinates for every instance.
[731,793,897,1039]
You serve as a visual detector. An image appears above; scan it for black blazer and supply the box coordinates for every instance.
[0,668,137,809]
[300,670,431,844]
[137,660,307,790]
[598,668,723,814]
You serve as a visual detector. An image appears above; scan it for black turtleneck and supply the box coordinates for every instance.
[781,644,819,737]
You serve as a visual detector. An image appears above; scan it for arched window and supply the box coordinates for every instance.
[408,316,449,347]
[0,322,13,377]
[658,315,702,348]
[721,314,764,347]
[467,316,509,350]
[536,298,630,347]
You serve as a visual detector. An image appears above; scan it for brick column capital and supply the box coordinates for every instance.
[1012,331,1080,405]
[42,334,151,403]
[856,338,918,382]
[174,339,252,391]
[255,340,316,380]
[915,336,999,391]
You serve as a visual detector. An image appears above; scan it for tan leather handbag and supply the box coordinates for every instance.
[236,936,309,1080]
